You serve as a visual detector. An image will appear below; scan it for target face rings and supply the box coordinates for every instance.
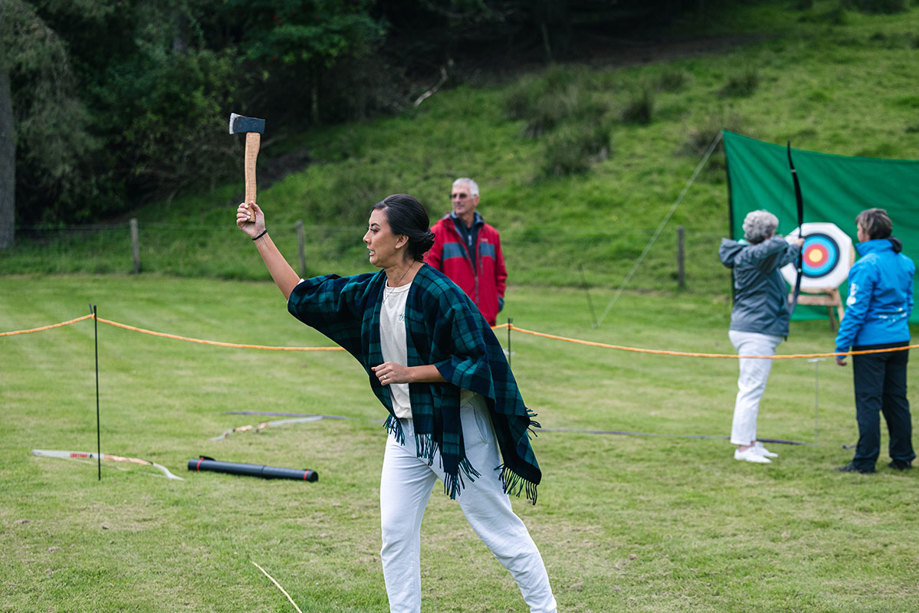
[801,233,839,278]
[781,222,853,290]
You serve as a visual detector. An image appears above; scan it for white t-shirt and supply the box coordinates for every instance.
[379,280,487,422]
[380,282,412,418]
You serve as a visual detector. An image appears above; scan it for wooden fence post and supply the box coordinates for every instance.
[130,218,140,274]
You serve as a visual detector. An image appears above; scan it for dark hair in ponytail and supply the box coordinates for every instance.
[373,194,435,262]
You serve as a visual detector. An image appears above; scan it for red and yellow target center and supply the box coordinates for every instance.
[806,246,828,265]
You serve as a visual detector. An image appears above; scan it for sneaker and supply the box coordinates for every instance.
[735,447,771,463]
[888,460,913,471]
[754,442,778,458]
[837,463,875,474]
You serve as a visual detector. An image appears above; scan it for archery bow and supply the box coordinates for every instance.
[210,415,324,441]
[786,141,805,316]
[32,449,184,480]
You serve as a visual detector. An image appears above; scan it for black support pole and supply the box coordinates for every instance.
[91,304,101,481]
[507,317,513,369]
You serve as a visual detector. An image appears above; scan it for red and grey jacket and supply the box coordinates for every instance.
[425,213,507,325]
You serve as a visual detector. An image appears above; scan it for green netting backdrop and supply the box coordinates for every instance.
[723,130,919,323]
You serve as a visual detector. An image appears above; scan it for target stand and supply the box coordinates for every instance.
[781,222,855,330]
[792,288,845,330]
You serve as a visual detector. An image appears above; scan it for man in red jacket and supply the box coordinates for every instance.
[425,178,507,325]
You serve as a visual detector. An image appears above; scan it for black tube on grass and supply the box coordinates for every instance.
[188,457,318,482]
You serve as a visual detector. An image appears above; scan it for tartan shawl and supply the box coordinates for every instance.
[287,263,541,502]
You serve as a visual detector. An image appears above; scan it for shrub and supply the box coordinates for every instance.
[719,68,759,98]
[656,70,689,92]
[504,66,607,137]
[684,112,744,157]
[621,88,655,125]
[848,0,910,14]
[542,123,611,176]
[798,6,849,24]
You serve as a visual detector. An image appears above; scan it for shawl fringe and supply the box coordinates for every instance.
[442,456,482,499]
[498,464,539,505]
[527,411,541,438]
[383,415,483,500]
[383,414,405,445]
[414,431,437,466]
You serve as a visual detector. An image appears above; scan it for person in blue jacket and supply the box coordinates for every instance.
[835,208,915,473]
[720,210,804,464]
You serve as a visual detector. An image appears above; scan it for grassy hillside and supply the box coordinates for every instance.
[3,1,919,294]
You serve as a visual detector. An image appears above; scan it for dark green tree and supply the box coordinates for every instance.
[216,0,385,125]
[0,0,102,244]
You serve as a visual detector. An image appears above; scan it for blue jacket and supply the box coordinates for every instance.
[719,237,800,337]
[835,238,915,354]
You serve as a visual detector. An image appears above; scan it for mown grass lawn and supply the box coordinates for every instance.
[2,275,917,612]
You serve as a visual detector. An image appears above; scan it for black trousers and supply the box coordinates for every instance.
[851,342,915,470]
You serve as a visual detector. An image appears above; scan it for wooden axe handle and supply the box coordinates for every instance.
[244,132,261,221]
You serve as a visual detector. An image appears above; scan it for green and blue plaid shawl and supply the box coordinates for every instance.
[287,264,541,502]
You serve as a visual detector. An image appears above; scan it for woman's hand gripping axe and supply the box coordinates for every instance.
[229,113,266,221]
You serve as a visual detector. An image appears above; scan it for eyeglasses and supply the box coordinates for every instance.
[451,193,470,199]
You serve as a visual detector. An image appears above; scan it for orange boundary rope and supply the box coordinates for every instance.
[0,313,342,351]
[507,324,918,359]
[1,314,915,358]
[0,314,94,336]
[95,317,344,351]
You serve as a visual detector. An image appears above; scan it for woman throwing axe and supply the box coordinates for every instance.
[237,195,556,613]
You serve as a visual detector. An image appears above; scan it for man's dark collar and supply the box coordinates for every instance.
[449,211,483,228]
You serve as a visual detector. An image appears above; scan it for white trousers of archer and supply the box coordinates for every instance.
[729,330,784,446]
[379,397,557,613]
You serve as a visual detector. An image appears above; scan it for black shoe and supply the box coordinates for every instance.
[837,463,875,474]
[888,460,913,471]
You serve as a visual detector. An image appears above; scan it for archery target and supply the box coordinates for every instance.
[781,222,853,290]
[801,234,837,277]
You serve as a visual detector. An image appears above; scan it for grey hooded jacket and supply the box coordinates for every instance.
[719,237,801,337]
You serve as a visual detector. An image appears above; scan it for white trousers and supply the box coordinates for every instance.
[729,330,783,446]
[379,398,557,613]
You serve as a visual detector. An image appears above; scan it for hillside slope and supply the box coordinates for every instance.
[4,1,918,294]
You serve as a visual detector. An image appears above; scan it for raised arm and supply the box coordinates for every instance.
[236,202,300,299]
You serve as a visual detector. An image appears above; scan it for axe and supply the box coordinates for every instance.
[229,113,266,221]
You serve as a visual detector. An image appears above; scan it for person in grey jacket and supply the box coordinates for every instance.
[719,210,804,463]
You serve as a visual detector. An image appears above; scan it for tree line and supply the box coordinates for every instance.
[0,0,713,248]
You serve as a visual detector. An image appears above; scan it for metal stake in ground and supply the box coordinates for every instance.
[808,357,827,444]
[507,317,513,369]
[228,113,266,221]
[90,304,101,480]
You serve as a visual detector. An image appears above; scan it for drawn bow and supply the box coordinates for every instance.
[786,141,805,316]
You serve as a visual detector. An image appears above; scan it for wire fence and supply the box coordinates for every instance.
[2,220,730,292]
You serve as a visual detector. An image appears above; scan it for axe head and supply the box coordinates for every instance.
[229,113,265,135]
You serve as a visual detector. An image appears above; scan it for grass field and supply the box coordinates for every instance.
[2,275,917,612]
[4,2,919,610]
